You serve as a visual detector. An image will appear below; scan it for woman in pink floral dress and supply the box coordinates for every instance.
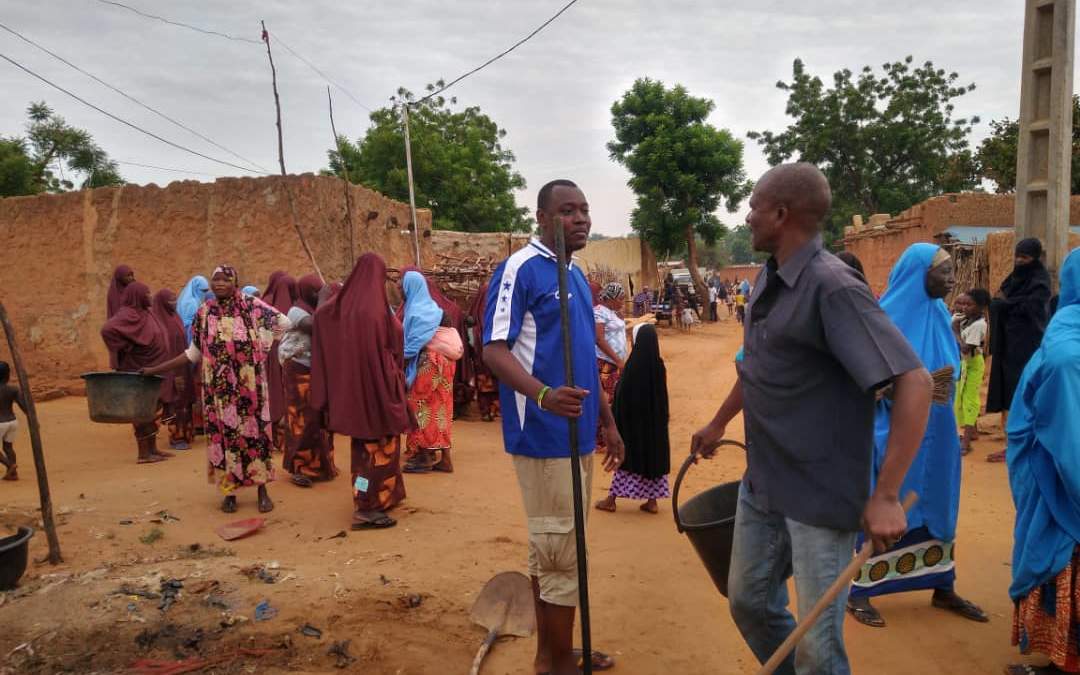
[146,265,290,513]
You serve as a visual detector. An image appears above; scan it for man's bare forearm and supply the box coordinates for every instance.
[483,341,544,401]
[875,367,932,500]
[710,380,744,428]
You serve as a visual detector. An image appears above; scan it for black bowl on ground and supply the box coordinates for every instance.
[0,526,34,590]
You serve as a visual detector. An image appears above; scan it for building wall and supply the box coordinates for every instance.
[0,174,432,396]
[574,237,657,292]
[986,230,1080,293]
[844,193,1080,295]
[716,264,764,285]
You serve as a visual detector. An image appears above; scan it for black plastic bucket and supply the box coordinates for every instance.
[81,372,163,423]
[672,441,745,597]
[0,526,34,590]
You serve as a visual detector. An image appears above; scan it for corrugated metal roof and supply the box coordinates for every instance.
[941,225,1080,244]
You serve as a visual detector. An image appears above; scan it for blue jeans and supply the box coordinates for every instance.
[727,480,857,675]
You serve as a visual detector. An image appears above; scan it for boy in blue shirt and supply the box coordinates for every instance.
[484,180,624,675]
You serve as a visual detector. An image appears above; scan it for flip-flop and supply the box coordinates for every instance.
[932,595,989,622]
[847,600,886,628]
[352,515,396,530]
[1003,665,1062,675]
[573,649,615,671]
[291,475,314,488]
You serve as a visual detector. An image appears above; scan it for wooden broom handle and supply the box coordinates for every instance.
[755,492,918,675]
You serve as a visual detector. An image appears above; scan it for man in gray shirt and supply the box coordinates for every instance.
[692,163,932,674]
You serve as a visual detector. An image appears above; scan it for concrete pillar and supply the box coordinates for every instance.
[1015,0,1075,284]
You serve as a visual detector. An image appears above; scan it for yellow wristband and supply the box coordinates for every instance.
[537,385,551,409]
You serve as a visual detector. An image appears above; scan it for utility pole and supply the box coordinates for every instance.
[328,87,356,267]
[1014,0,1075,285]
[401,103,422,266]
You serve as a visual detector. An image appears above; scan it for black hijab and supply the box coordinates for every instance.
[612,324,670,479]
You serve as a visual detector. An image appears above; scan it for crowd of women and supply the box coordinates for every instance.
[102,257,472,528]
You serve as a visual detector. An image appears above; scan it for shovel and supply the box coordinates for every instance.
[468,571,536,675]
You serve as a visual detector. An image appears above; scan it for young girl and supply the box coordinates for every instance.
[953,288,991,455]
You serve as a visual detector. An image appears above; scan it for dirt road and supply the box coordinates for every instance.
[0,319,1021,673]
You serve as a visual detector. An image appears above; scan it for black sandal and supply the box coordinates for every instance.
[291,474,313,488]
[352,515,396,530]
[847,598,886,628]
[221,496,237,513]
[932,594,989,622]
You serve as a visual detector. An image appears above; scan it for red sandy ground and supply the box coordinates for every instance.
[0,320,1033,673]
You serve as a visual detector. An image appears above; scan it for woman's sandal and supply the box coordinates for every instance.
[932,594,989,622]
[221,496,237,513]
[1004,665,1066,674]
[291,474,314,488]
[846,599,886,628]
[352,514,396,530]
[572,649,615,671]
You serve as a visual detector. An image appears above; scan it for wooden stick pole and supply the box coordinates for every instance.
[755,493,918,675]
[0,301,62,564]
[261,21,324,283]
[401,103,423,266]
[327,86,356,267]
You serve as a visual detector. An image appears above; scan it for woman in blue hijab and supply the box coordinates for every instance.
[1005,247,1080,675]
[848,243,988,627]
[400,270,459,473]
[177,276,210,342]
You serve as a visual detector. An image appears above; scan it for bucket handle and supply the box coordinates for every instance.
[672,440,747,534]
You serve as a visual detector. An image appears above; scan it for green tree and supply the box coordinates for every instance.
[326,83,530,232]
[975,95,1080,194]
[720,225,768,265]
[609,78,751,302]
[1,102,123,197]
[748,57,979,243]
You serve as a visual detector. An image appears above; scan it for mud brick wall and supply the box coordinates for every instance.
[0,174,432,396]
[986,230,1080,292]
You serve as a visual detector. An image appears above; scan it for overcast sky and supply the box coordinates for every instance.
[0,0,1046,235]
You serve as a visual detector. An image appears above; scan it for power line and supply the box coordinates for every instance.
[0,52,268,175]
[114,159,220,177]
[0,21,269,174]
[94,0,260,43]
[416,0,581,104]
[268,31,373,113]
[93,0,375,115]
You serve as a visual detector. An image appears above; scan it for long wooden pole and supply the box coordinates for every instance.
[0,301,62,564]
[755,493,918,675]
[261,21,325,283]
[327,87,356,267]
[401,104,423,266]
[552,218,592,675]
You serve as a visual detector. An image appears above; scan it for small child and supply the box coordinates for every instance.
[735,293,747,324]
[0,361,26,480]
[952,289,990,456]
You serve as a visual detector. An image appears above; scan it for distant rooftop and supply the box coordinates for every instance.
[941,225,1080,244]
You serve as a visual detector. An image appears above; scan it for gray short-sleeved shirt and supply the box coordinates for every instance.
[736,236,921,532]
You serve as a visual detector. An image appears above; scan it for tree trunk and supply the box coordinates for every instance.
[685,224,709,317]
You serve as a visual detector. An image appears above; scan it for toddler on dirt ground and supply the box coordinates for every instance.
[0,361,26,480]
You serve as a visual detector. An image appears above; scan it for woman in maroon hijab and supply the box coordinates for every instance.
[151,289,194,450]
[311,254,412,529]
[262,271,298,453]
[106,265,136,318]
[468,281,500,421]
[101,281,173,464]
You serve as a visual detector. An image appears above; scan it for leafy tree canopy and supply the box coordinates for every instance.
[325,83,530,232]
[975,95,1080,194]
[1,101,122,197]
[608,78,751,299]
[748,57,979,243]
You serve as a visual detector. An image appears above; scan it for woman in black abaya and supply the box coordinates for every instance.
[595,323,670,514]
[985,237,1052,462]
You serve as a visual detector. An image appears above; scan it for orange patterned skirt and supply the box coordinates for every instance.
[351,436,405,513]
[595,359,620,451]
[1013,547,1080,672]
[282,360,338,482]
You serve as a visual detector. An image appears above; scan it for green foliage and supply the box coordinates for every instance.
[608,78,750,295]
[748,57,979,243]
[720,225,768,265]
[975,95,1080,194]
[0,102,123,196]
[325,83,530,232]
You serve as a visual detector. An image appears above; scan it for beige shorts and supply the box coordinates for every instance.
[0,420,17,443]
[512,453,594,607]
